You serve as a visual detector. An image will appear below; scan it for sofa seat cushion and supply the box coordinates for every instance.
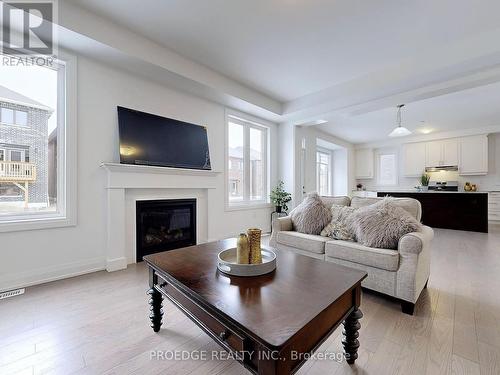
[276,231,329,254]
[325,240,399,271]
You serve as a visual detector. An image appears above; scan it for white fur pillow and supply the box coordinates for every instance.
[349,198,422,249]
[321,205,357,240]
[291,192,331,235]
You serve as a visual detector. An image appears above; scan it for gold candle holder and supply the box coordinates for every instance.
[236,233,249,264]
[247,228,262,264]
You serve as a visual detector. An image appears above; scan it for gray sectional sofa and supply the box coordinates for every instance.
[270,196,433,315]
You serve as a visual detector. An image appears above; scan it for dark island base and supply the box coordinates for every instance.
[377,192,488,233]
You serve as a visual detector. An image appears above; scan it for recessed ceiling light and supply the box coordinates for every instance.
[417,121,433,134]
[296,119,328,126]
[419,128,433,134]
[314,119,328,125]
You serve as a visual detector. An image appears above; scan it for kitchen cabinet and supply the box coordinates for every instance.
[442,139,459,166]
[425,141,442,167]
[351,190,377,198]
[377,191,489,232]
[355,148,374,179]
[403,142,426,177]
[459,135,488,175]
[425,139,458,167]
[489,192,500,221]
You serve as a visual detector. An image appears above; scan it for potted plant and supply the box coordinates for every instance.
[420,173,430,191]
[270,181,292,213]
[356,183,363,191]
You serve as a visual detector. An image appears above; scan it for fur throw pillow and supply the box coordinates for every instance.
[349,198,422,249]
[321,205,357,241]
[291,192,331,235]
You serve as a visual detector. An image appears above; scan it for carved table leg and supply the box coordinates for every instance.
[342,307,363,364]
[148,267,164,332]
[148,287,163,332]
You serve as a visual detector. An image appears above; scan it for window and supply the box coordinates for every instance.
[377,151,398,186]
[316,149,332,196]
[15,110,28,126]
[1,109,28,126]
[9,150,24,162]
[226,114,269,207]
[0,51,76,231]
[1,108,14,124]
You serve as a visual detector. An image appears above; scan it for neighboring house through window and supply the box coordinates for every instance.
[226,113,269,207]
[0,52,76,231]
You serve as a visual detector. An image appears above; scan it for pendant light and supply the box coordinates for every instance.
[388,104,412,137]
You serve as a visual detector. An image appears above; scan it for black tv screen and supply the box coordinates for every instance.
[117,107,211,170]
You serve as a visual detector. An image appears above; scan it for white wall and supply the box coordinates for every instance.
[0,55,278,292]
[357,132,500,192]
[333,148,348,196]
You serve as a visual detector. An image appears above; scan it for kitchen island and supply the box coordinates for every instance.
[377,191,488,232]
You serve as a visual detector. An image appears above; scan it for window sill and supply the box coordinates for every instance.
[0,214,76,233]
[225,203,273,212]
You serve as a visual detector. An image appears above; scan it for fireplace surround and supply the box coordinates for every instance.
[101,162,219,272]
[136,199,196,262]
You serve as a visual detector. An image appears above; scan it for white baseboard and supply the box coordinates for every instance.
[106,257,128,272]
[0,257,106,293]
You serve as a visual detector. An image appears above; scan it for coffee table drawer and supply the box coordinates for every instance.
[159,281,246,353]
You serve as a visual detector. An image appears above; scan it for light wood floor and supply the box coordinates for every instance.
[1,226,500,375]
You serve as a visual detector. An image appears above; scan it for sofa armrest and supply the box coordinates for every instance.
[396,225,434,303]
[269,216,293,248]
[398,225,434,254]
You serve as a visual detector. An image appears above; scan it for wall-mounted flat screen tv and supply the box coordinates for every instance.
[117,106,211,170]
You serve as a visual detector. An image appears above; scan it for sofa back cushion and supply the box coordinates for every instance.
[349,198,423,249]
[350,196,421,221]
[320,196,351,209]
[291,192,332,235]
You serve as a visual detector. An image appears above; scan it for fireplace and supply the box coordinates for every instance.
[136,199,196,262]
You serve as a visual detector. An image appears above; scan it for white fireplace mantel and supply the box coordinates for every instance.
[100,162,220,189]
[101,162,221,271]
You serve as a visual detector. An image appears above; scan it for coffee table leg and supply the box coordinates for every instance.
[342,307,363,364]
[148,267,163,332]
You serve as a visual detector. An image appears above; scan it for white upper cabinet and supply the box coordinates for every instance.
[355,148,374,179]
[425,139,458,167]
[425,141,442,167]
[403,142,426,177]
[442,138,459,166]
[459,135,488,175]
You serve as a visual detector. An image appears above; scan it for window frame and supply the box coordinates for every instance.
[1,107,15,124]
[316,147,333,196]
[7,149,25,162]
[376,149,399,187]
[0,49,77,232]
[225,112,270,211]
[14,110,28,126]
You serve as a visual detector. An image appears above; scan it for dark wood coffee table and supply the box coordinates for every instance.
[144,238,367,374]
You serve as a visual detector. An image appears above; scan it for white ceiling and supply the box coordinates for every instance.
[66,0,500,142]
[68,0,500,102]
[318,81,500,144]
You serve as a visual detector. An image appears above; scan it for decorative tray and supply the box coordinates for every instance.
[217,247,276,277]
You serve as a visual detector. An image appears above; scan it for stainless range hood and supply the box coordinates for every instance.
[425,165,459,172]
